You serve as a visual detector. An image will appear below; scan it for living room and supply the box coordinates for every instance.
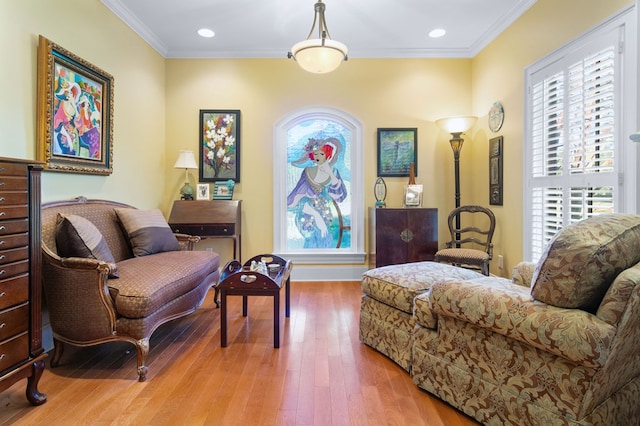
[1,0,638,424]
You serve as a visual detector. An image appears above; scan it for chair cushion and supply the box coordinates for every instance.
[55,213,119,278]
[114,208,180,257]
[531,214,640,312]
[435,248,489,263]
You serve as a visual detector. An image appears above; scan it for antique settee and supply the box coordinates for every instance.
[41,197,220,381]
[360,214,640,425]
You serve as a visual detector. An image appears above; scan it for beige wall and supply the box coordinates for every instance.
[0,0,166,208]
[469,0,634,275]
[165,58,472,263]
[0,0,634,275]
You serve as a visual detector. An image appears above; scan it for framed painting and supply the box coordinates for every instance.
[213,180,235,200]
[199,110,240,182]
[377,128,417,177]
[36,35,114,175]
[196,183,210,200]
[489,136,503,205]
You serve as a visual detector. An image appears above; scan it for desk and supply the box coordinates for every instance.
[217,254,292,348]
[168,200,241,261]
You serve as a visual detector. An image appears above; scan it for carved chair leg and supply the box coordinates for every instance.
[50,338,65,368]
[135,338,150,382]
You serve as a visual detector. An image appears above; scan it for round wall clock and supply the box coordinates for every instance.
[488,101,505,133]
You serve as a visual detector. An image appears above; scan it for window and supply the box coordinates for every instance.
[524,9,636,262]
[273,107,365,265]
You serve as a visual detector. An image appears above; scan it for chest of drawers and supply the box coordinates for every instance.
[0,157,46,405]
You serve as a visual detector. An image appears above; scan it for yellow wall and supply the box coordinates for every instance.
[0,0,634,274]
[165,58,472,263]
[469,0,634,275]
[0,0,166,208]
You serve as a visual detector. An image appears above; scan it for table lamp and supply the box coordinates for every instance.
[174,150,198,200]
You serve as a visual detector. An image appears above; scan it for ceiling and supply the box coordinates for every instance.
[101,0,537,59]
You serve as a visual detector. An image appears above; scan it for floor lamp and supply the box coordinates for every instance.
[435,116,477,240]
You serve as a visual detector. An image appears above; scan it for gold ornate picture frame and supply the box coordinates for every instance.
[37,35,114,175]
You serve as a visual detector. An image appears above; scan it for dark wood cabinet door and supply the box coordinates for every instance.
[373,208,438,268]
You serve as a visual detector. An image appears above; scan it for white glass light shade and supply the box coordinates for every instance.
[436,116,478,134]
[290,39,348,74]
[174,150,198,169]
[630,132,640,142]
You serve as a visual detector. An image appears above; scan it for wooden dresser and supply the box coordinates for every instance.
[370,207,438,268]
[0,157,46,405]
[168,200,242,261]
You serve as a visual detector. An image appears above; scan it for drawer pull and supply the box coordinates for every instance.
[0,292,5,297]
[0,212,5,217]
[0,226,4,230]
[0,182,4,187]
[0,354,4,360]
[0,241,4,245]
[0,270,4,275]
[0,255,4,260]
[0,167,4,172]
[0,323,5,329]
[0,197,4,202]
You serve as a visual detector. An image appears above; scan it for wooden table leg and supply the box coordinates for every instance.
[242,295,248,317]
[221,290,228,347]
[274,292,280,348]
[285,277,290,318]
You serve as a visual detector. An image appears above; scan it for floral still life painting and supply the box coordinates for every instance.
[199,110,240,182]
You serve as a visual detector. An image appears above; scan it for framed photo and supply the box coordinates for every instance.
[36,35,114,175]
[196,184,210,200]
[489,136,503,205]
[199,110,240,182]
[377,128,417,177]
[404,184,423,207]
[213,180,235,200]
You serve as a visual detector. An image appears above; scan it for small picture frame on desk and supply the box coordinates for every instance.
[196,184,210,200]
[213,179,235,200]
[404,184,423,207]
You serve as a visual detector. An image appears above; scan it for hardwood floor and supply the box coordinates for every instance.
[0,281,479,425]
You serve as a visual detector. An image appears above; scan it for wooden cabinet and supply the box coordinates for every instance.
[370,207,438,268]
[168,200,242,261]
[0,157,46,405]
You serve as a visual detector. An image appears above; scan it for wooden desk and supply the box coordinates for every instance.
[168,200,241,261]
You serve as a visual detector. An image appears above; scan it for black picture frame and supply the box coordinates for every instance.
[199,109,240,182]
[377,128,417,177]
[489,136,503,205]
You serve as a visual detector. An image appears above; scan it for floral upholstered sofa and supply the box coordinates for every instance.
[360,214,640,425]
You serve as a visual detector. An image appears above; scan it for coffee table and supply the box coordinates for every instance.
[216,254,292,348]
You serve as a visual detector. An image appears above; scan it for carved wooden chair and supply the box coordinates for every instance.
[434,205,496,275]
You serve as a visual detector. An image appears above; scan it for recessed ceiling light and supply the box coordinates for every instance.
[197,28,215,38]
[429,29,446,38]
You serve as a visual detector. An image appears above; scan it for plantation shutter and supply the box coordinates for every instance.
[526,29,620,262]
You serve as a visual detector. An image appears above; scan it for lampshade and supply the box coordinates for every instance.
[288,0,348,74]
[436,116,478,134]
[630,132,640,142]
[174,150,198,169]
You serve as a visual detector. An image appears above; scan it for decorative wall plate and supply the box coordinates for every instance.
[488,101,505,133]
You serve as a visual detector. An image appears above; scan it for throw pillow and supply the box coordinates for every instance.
[55,213,119,278]
[530,214,640,312]
[114,208,181,257]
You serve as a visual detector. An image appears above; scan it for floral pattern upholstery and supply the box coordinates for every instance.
[531,214,640,312]
[360,214,640,424]
[359,262,483,371]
